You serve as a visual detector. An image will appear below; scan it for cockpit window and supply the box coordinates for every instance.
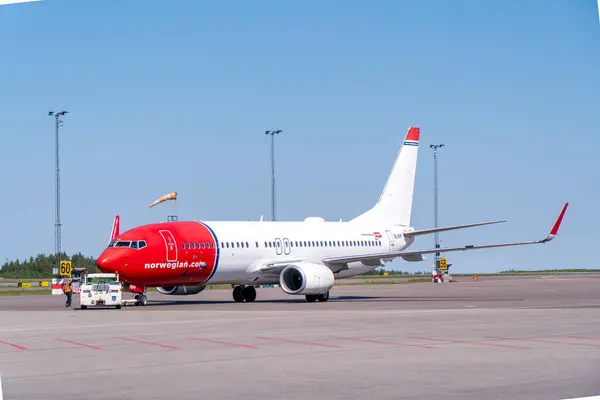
[107,240,147,250]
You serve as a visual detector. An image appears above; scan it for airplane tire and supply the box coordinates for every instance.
[242,286,256,302]
[233,286,245,302]
[305,295,317,302]
[316,292,329,302]
[139,295,148,306]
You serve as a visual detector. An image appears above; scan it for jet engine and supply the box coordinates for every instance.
[156,284,206,296]
[279,262,334,295]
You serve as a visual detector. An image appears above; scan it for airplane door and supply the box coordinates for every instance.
[275,238,282,255]
[283,238,291,255]
[159,230,178,262]
[385,230,395,252]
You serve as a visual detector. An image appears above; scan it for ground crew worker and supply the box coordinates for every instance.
[63,278,73,308]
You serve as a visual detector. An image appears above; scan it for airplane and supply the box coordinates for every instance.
[96,126,569,306]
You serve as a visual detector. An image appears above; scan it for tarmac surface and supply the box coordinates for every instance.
[1,274,599,400]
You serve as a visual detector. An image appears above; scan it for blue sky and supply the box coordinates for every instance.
[0,0,598,273]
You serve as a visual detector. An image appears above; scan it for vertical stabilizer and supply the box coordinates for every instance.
[110,215,120,243]
[350,127,420,226]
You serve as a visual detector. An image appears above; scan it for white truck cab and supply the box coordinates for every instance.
[79,273,123,309]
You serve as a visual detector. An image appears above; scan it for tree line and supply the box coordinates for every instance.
[0,253,100,278]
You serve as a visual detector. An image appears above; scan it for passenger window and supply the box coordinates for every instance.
[256,242,259,248]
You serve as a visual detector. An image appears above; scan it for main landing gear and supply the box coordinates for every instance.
[231,286,330,303]
[232,285,256,303]
[305,291,329,303]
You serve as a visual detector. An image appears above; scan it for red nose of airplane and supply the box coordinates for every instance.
[97,252,119,274]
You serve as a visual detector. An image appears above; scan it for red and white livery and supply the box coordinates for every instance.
[97,126,568,304]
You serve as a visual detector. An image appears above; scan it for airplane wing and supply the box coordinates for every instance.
[404,219,506,237]
[247,258,310,277]
[322,203,568,266]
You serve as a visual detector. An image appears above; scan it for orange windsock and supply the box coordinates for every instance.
[149,192,177,208]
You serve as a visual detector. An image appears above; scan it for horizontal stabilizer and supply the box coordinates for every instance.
[405,220,506,237]
[323,203,568,265]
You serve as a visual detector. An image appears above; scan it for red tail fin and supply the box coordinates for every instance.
[110,215,120,242]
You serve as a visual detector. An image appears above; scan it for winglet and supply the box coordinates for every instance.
[110,215,120,242]
[541,203,568,243]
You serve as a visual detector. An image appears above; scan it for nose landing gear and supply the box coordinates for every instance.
[133,294,148,306]
[232,285,256,302]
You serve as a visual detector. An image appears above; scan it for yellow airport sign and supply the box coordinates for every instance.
[439,257,448,271]
[59,260,72,277]
[39,281,49,287]
[20,282,31,288]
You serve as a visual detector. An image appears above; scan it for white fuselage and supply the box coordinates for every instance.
[200,219,415,285]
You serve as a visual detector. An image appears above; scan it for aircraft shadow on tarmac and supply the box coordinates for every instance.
[73,295,525,308]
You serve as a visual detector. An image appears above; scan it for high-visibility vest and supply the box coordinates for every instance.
[63,282,72,293]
